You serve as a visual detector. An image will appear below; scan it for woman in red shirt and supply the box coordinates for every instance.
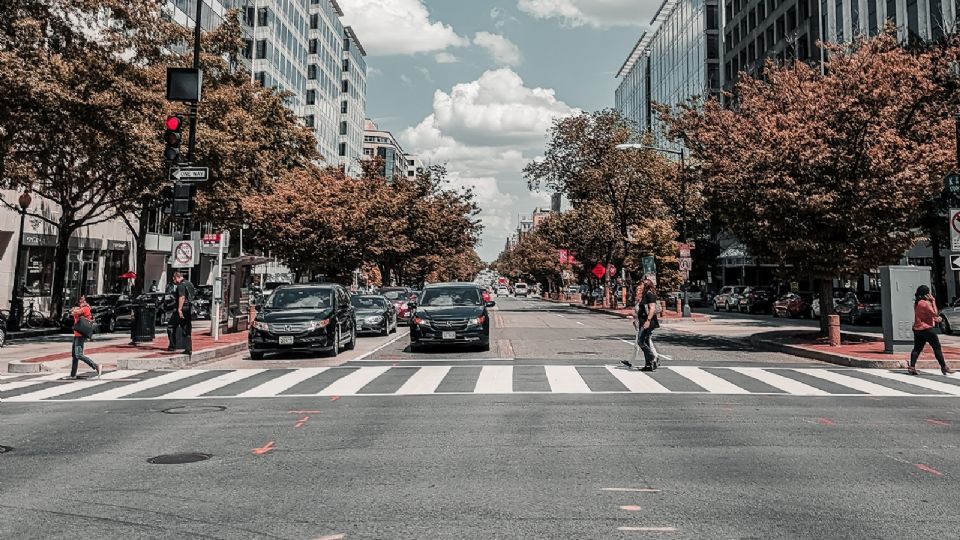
[908,286,954,376]
[70,295,101,379]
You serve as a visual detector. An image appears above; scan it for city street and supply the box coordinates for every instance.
[3,297,959,539]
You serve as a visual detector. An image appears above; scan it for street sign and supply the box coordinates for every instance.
[171,240,198,269]
[202,233,222,245]
[951,209,960,251]
[592,263,606,280]
[952,254,960,271]
[946,174,960,203]
[678,242,694,258]
[679,257,693,271]
[607,264,617,277]
[641,256,656,277]
[170,166,209,182]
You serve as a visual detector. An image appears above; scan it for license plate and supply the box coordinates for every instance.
[442,331,456,340]
[279,336,294,345]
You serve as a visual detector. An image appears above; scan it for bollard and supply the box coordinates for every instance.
[827,314,841,347]
[249,304,257,324]
[622,287,627,306]
[676,297,682,315]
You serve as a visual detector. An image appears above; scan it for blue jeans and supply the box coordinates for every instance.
[71,336,98,376]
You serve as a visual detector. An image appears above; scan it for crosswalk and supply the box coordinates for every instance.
[2,365,960,402]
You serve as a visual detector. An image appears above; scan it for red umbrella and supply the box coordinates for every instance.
[118,271,137,279]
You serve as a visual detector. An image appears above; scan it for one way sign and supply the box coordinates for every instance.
[952,254,960,271]
[169,166,209,182]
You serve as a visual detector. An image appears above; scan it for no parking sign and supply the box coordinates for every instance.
[171,240,198,269]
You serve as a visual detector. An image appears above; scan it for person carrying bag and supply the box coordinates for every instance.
[70,295,101,379]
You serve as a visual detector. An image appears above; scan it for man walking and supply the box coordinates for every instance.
[622,277,661,371]
[167,272,195,355]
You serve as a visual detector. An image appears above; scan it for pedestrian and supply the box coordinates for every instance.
[69,295,101,379]
[167,272,195,355]
[908,285,954,376]
[149,280,159,293]
[622,277,661,371]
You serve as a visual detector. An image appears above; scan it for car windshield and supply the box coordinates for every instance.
[352,296,388,309]
[266,288,332,309]
[420,287,482,307]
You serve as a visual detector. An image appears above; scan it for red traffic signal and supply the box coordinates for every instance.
[165,115,182,131]
[163,114,184,162]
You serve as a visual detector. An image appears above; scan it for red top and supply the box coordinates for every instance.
[72,304,92,337]
[913,299,939,332]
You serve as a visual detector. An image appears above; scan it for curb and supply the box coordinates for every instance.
[747,335,960,370]
[7,328,64,341]
[117,341,248,370]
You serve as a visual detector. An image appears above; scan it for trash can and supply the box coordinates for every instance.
[131,301,157,343]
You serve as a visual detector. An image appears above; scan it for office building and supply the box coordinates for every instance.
[363,119,407,181]
[615,0,722,146]
[339,26,367,177]
[402,154,423,179]
[819,0,956,43]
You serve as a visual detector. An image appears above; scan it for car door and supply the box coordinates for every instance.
[339,288,353,340]
[943,298,960,330]
[114,295,134,326]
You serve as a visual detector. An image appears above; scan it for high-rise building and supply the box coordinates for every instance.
[363,119,407,181]
[339,26,367,177]
[615,0,722,147]
[818,0,956,43]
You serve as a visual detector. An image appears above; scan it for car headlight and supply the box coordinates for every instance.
[468,315,487,326]
[308,319,331,331]
[366,316,384,323]
[252,321,269,331]
[414,316,430,326]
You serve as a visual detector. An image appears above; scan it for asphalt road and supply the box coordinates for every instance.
[2,297,959,539]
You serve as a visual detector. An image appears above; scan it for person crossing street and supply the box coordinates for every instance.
[69,295,101,379]
[622,277,661,371]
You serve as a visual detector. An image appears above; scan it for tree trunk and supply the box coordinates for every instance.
[930,227,948,306]
[818,278,834,336]
[50,220,77,318]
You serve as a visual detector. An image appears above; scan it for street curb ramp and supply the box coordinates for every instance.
[747,330,946,369]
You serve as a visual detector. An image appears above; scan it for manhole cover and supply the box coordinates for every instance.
[161,405,226,415]
[0,446,12,454]
[147,453,212,465]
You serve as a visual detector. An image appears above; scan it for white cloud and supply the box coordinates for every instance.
[399,69,577,259]
[490,7,518,29]
[339,0,469,55]
[473,32,523,67]
[434,52,459,63]
[516,0,653,28]
[416,66,435,83]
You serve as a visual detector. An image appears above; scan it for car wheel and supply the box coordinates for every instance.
[250,351,264,360]
[410,341,421,353]
[327,327,340,357]
[941,318,953,335]
[713,302,719,312]
[809,308,816,320]
[0,327,6,348]
[381,322,389,336]
[478,340,491,352]
[106,317,116,333]
[345,325,356,351]
[725,303,731,312]
[772,309,779,318]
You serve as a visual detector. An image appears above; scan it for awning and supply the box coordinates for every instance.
[224,255,273,267]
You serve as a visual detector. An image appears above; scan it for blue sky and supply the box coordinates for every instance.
[338,0,661,261]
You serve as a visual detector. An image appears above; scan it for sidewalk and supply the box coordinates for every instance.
[4,322,248,373]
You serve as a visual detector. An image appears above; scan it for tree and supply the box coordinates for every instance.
[493,229,563,292]
[660,32,956,332]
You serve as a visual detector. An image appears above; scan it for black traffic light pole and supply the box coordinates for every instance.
[186,0,202,164]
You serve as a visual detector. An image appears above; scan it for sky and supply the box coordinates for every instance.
[338,0,662,262]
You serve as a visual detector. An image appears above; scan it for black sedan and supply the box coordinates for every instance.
[248,284,356,359]
[60,294,134,333]
[351,295,397,336]
[409,283,495,352]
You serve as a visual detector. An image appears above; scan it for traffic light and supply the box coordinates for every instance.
[163,114,184,162]
[160,185,174,215]
[172,183,195,215]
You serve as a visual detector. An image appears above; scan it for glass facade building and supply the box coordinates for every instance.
[819,0,956,43]
[339,26,368,177]
[615,0,721,148]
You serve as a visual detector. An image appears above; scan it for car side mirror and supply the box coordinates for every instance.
[486,301,496,308]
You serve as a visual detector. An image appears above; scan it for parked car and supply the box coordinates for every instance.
[737,286,776,314]
[381,287,414,325]
[248,284,355,360]
[773,293,812,319]
[514,283,529,297]
[713,286,747,312]
[194,285,213,320]
[834,291,883,325]
[0,311,7,348]
[60,294,135,333]
[939,298,960,334]
[810,287,856,319]
[352,295,397,336]
[496,286,510,297]
[410,283,495,352]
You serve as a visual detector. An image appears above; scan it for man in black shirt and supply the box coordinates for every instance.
[168,272,195,355]
[622,277,661,371]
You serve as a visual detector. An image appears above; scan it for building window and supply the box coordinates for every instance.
[707,64,720,89]
[304,115,314,128]
[930,0,944,39]
[309,14,318,30]
[749,8,756,30]
[306,90,316,105]
[341,100,348,113]
[836,0,844,41]
[338,143,347,156]
[339,121,347,135]
[309,39,318,55]
[257,7,268,27]
[758,1,766,19]
[776,15,785,40]
[707,4,719,30]
[342,59,349,72]
[254,71,265,86]
[787,6,797,31]
[799,0,809,20]
[725,1,733,20]
[341,80,348,93]
[408,170,415,177]
[308,65,317,79]
[797,34,809,59]
[886,0,897,25]
[757,34,765,55]
[766,25,774,45]
[255,39,267,59]
[725,31,733,51]
[906,0,919,38]
[707,35,719,59]
[243,39,252,59]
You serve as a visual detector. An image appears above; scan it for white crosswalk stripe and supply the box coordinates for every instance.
[5,366,960,402]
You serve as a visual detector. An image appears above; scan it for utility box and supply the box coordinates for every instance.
[880,266,931,353]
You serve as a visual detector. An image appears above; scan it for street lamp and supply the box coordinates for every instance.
[616,143,691,318]
[9,191,32,331]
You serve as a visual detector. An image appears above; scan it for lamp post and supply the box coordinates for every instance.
[616,143,691,317]
[9,191,32,331]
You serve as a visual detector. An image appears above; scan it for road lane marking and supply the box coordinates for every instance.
[799,369,911,396]
[395,366,450,395]
[606,366,669,393]
[816,417,836,426]
[317,366,389,396]
[163,369,266,399]
[926,418,951,427]
[601,488,660,493]
[915,463,944,477]
[251,441,275,455]
[731,367,829,396]
[77,370,205,401]
[352,329,410,361]
[670,366,750,394]
[861,369,960,396]
[294,416,310,428]
[474,366,513,393]
[617,527,676,532]
[545,366,591,393]
[237,368,328,397]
